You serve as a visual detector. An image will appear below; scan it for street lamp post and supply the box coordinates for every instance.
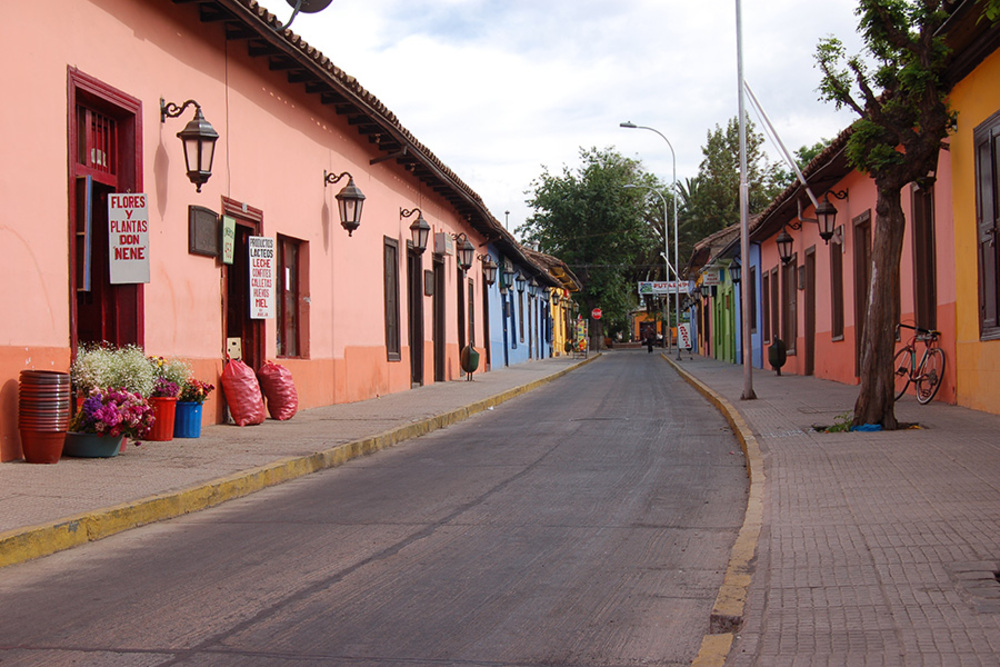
[620,121,682,359]
[735,0,756,400]
[624,183,674,354]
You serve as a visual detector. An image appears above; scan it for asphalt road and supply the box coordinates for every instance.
[0,352,747,666]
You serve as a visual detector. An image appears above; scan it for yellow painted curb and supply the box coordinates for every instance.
[663,355,765,664]
[0,355,601,570]
[691,633,734,667]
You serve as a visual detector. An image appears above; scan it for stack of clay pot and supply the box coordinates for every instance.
[18,370,72,464]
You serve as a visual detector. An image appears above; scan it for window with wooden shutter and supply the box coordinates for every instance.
[830,228,844,341]
[910,184,937,330]
[782,258,797,354]
[975,113,1000,339]
[384,238,401,360]
[277,235,308,358]
[762,271,771,343]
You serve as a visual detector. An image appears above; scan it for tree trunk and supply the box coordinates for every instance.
[852,185,907,430]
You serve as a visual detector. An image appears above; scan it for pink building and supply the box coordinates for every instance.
[0,0,544,461]
[751,136,956,401]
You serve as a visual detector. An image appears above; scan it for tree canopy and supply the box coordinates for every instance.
[676,118,786,266]
[518,147,663,337]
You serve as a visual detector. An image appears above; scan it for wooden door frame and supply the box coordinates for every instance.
[68,68,144,354]
[221,197,264,370]
[407,246,424,386]
[804,246,816,376]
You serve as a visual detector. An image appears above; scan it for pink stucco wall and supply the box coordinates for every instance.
[0,0,489,460]
[757,162,957,404]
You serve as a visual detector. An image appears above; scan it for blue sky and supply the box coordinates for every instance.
[257,0,866,233]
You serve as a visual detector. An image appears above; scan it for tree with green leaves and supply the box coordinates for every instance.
[815,0,957,429]
[676,118,786,266]
[519,147,663,339]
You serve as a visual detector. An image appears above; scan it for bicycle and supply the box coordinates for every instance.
[893,323,946,404]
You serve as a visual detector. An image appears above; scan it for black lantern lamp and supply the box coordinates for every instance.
[160,98,219,192]
[501,264,515,292]
[324,170,366,236]
[516,273,526,293]
[529,278,538,298]
[776,228,795,265]
[729,257,742,284]
[451,233,475,271]
[790,189,846,244]
[478,254,498,286]
[401,208,430,254]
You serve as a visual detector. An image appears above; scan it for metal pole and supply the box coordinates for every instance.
[736,0,756,400]
[624,183,675,354]
[619,122,681,359]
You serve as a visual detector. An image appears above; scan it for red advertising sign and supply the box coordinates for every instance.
[591,308,602,320]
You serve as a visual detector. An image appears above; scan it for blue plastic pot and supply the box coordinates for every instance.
[173,402,202,438]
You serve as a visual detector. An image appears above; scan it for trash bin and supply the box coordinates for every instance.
[768,338,787,376]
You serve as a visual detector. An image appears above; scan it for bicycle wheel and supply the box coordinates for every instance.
[893,347,912,400]
[915,347,945,404]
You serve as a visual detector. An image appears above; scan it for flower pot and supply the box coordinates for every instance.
[18,370,71,463]
[19,430,67,464]
[63,432,124,458]
[173,401,202,438]
[147,396,177,441]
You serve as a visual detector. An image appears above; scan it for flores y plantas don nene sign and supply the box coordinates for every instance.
[248,235,275,319]
[108,193,150,284]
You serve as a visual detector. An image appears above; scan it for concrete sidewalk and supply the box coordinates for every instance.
[0,354,595,569]
[674,354,1000,666]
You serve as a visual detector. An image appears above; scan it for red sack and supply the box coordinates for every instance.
[257,361,298,421]
[221,359,266,426]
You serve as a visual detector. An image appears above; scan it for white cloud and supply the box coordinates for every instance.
[259,0,867,231]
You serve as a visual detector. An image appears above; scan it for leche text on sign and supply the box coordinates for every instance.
[248,236,275,319]
[108,193,150,284]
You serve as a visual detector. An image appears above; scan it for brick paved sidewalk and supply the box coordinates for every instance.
[675,355,1000,665]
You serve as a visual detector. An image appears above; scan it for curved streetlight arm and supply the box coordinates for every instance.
[620,121,682,358]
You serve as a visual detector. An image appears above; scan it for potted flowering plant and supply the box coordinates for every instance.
[71,344,156,397]
[175,379,215,438]
[146,357,190,441]
[64,387,154,457]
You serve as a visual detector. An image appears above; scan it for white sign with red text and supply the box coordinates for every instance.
[677,322,693,350]
[108,193,150,284]
[248,236,275,319]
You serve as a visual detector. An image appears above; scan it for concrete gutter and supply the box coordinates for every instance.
[664,355,765,667]
[0,354,600,570]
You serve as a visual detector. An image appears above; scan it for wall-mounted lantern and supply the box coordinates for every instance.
[776,228,795,265]
[516,273,526,293]
[401,208,430,254]
[451,233,475,271]
[729,257,742,284]
[478,254,498,286]
[501,263,515,293]
[790,189,847,244]
[160,98,219,193]
[324,170,366,236]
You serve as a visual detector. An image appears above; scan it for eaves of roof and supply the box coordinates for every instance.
[173,0,531,261]
[683,224,740,278]
[748,128,853,244]
[523,247,582,292]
